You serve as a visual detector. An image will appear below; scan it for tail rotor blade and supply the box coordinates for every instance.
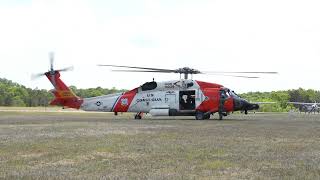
[49,52,54,71]
[32,52,73,82]
[57,66,74,72]
[31,73,45,80]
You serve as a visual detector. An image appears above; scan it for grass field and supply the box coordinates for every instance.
[1,110,320,179]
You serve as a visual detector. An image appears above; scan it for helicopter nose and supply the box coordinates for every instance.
[247,102,259,110]
[233,98,259,111]
[233,98,244,111]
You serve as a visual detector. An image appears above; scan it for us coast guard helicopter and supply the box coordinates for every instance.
[33,53,277,120]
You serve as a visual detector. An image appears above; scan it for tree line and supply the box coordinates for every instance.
[240,88,320,112]
[1,77,320,111]
[0,78,125,107]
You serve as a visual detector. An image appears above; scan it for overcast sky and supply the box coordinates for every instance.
[0,0,319,93]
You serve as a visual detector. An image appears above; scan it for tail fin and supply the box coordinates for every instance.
[45,71,83,109]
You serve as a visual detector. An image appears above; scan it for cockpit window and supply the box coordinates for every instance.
[225,91,231,97]
[141,81,157,91]
[220,89,230,98]
[229,90,240,98]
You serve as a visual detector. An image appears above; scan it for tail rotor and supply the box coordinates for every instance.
[32,52,83,109]
[49,52,54,73]
[31,52,74,86]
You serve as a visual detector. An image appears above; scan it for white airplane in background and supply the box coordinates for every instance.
[288,102,320,114]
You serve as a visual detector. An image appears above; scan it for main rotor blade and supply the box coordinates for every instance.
[111,69,175,73]
[205,74,260,78]
[203,71,278,74]
[98,64,175,72]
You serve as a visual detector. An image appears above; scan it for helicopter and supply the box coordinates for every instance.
[288,102,320,114]
[33,53,277,120]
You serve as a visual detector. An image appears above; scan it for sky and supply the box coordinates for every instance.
[0,0,319,93]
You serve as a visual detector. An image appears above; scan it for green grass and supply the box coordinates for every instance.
[1,111,320,179]
[202,160,234,170]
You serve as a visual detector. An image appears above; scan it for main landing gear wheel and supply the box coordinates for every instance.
[195,111,204,120]
[134,112,143,119]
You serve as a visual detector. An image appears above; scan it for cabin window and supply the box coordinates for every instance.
[141,81,157,91]
[179,90,196,110]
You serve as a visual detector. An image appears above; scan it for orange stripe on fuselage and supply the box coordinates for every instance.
[113,88,137,112]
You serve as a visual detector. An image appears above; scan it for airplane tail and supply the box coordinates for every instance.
[45,71,83,109]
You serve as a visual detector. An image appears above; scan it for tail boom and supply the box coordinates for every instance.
[45,71,83,109]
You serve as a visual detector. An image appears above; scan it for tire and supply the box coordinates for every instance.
[134,115,142,120]
[204,114,210,120]
[195,111,204,120]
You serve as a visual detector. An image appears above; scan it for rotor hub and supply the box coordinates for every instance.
[174,67,201,79]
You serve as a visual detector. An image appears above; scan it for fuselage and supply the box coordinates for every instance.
[80,79,253,116]
[300,103,320,113]
[44,71,258,118]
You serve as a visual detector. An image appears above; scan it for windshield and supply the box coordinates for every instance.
[229,90,241,98]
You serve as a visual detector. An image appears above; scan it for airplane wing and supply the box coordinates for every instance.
[252,102,276,104]
[287,102,319,105]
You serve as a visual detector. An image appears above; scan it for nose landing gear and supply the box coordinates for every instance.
[218,112,228,120]
[195,111,211,120]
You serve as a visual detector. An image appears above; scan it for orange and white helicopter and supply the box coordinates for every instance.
[33,53,277,120]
